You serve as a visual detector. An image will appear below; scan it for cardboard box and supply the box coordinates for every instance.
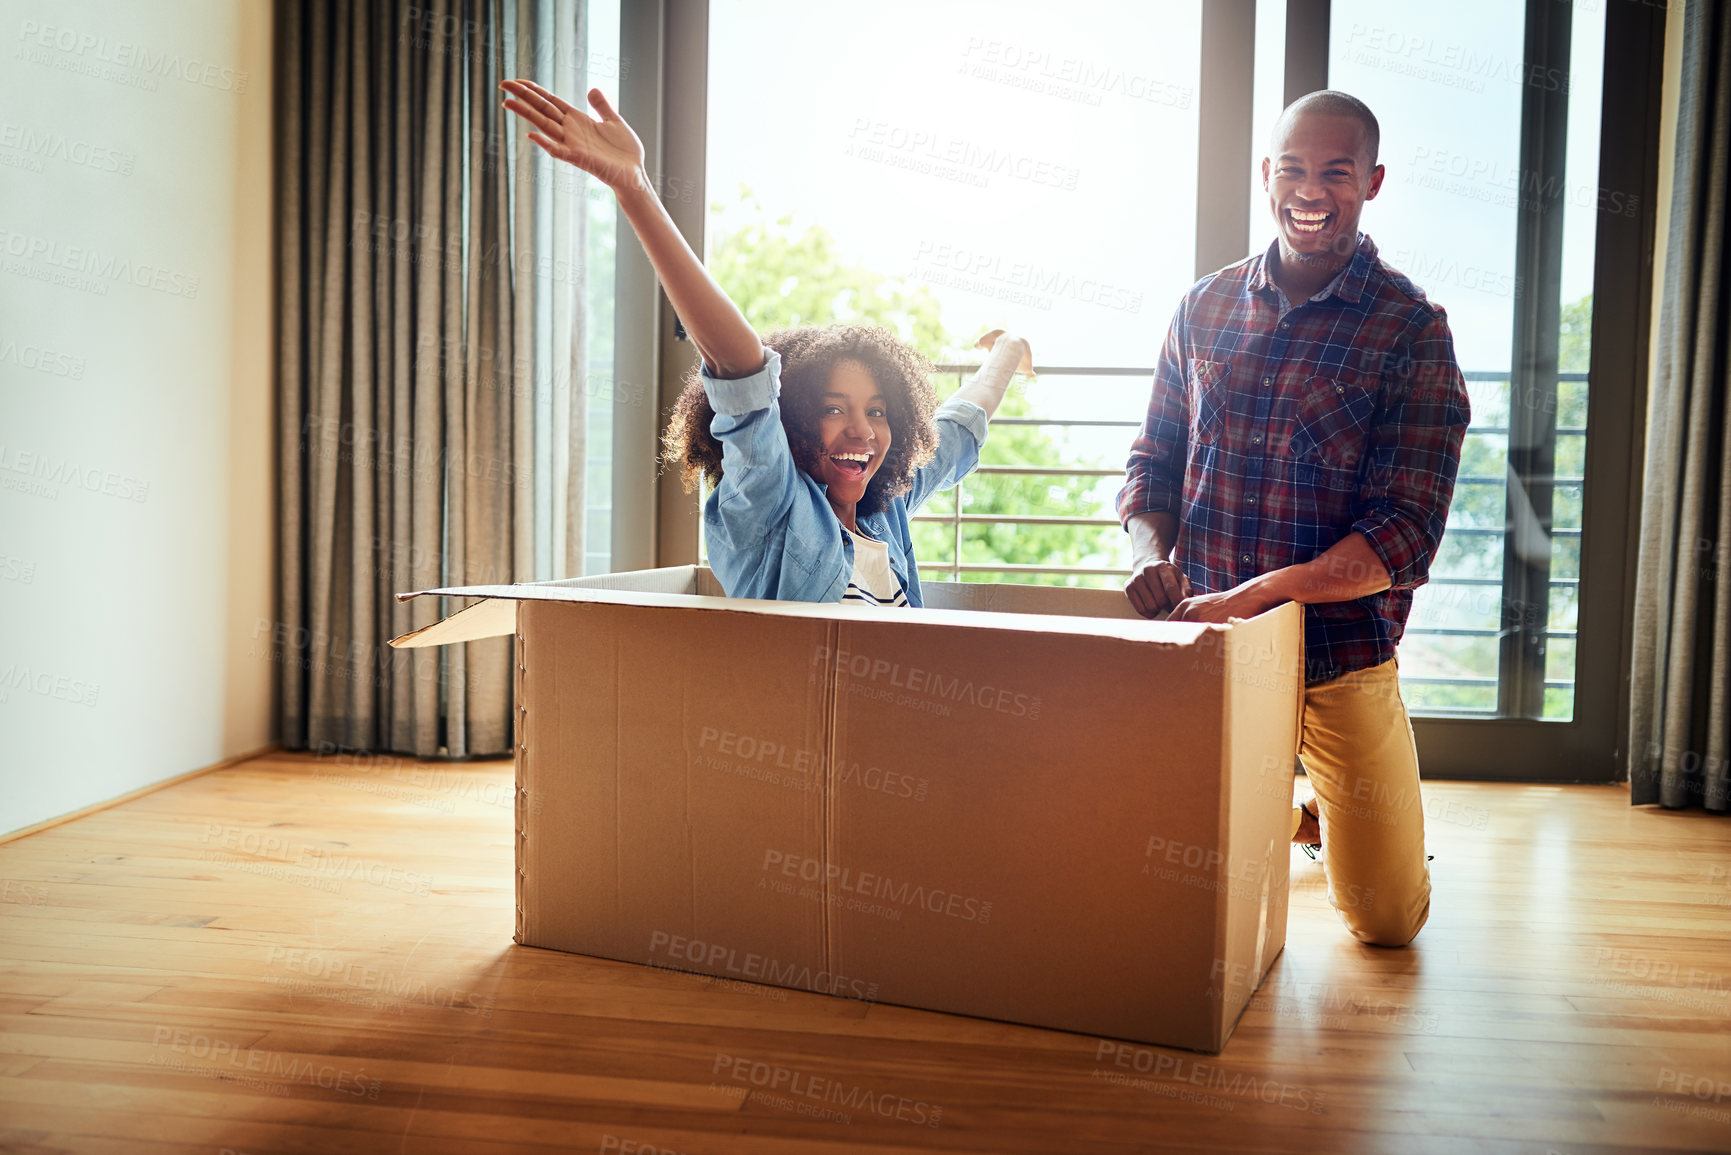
[391,567,1302,1052]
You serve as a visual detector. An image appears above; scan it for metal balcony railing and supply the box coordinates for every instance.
[916,364,1146,580]
[919,363,1588,716]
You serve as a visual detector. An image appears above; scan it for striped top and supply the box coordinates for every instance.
[840,527,909,607]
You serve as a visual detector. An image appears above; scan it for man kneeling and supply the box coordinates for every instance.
[1119,91,1471,947]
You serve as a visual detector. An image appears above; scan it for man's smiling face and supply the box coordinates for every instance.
[1262,111,1384,268]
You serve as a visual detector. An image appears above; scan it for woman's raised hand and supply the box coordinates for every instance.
[975,329,1036,376]
[499,80,645,192]
[950,330,1035,420]
[501,78,761,377]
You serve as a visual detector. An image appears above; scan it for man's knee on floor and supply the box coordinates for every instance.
[1331,882,1429,947]
[1348,914,1427,948]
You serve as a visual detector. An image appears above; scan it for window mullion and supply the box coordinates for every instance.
[1196,0,1256,279]
[1500,0,1572,720]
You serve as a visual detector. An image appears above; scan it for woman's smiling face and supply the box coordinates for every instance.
[813,358,892,506]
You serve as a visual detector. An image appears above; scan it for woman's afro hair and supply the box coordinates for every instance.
[660,324,940,518]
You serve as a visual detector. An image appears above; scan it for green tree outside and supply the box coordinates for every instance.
[1405,292,1591,717]
[697,194,1595,716]
[703,190,1114,586]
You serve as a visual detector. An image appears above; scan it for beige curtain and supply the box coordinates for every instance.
[1630,0,1730,813]
[278,0,590,757]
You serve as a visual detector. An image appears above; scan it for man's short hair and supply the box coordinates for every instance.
[1273,90,1381,168]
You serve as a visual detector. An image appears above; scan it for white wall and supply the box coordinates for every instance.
[0,0,275,835]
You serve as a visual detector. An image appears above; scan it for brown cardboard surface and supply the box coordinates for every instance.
[401,569,1303,1052]
[1214,607,1305,1046]
[389,567,725,650]
[389,597,517,649]
[817,615,1229,1047]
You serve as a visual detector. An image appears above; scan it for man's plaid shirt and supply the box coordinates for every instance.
[1117,234,1472,684]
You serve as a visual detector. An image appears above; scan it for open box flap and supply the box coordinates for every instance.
[388,566,1295,650]
[389,566,714,649]
[920,581,1137,619]
[389,598,519,649]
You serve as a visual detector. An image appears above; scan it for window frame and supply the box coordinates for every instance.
[628,0,1666,781]
[614,0,708,570]
[1374,0,1662,781]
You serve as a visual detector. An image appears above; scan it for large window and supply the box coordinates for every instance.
[705,0,1201,586]
[662,0,1659,777]
[525,0,619,579]
[1327,1,1605,721]
[581,0,620,576]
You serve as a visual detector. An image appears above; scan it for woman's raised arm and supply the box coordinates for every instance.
[953,329,1035,418]
[499,80,764,378]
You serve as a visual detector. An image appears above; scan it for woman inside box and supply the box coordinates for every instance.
[501,80,1032,608]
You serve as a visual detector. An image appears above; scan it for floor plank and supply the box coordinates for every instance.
[1,753,1728,1153]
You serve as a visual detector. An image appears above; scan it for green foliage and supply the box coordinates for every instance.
[702,193,1599,716]
[705,189,1109,582]
[707,188,948,356]
[922,380,1116,586]
[1406,292,1593,719]
[585,182,617,365]
[1558,293,1591,373]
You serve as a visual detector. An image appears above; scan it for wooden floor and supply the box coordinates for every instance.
[2,754,1729,1155]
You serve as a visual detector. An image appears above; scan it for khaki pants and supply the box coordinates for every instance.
[1289,657,1432,946]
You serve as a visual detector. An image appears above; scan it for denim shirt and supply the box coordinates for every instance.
[701,348,989,607]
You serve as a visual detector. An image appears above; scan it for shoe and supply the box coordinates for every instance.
[1294,798,1321,860]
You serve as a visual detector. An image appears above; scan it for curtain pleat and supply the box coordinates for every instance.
[558,0,589,579]
[307,1,348,744]
[277,2,306,750]
[510,0,537,589]
[1630,0,1731,813]
[279,0,576,758]
[346,0,377,742]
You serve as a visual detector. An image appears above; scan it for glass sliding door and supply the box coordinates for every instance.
[1324,0,1659,778]
[702,0,1203,586]
[1327,0,1607,726]
[677,0,1662,779]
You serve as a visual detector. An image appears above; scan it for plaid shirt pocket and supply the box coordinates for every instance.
[1191,359,1232,445]
[1290,371,1378,493]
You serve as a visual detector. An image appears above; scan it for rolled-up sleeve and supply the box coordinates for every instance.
[902,396,988,515]
[1117,299,1191,527]
[703,348,779,415]
[703,348,799,547]
[1351,310,1472,590]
